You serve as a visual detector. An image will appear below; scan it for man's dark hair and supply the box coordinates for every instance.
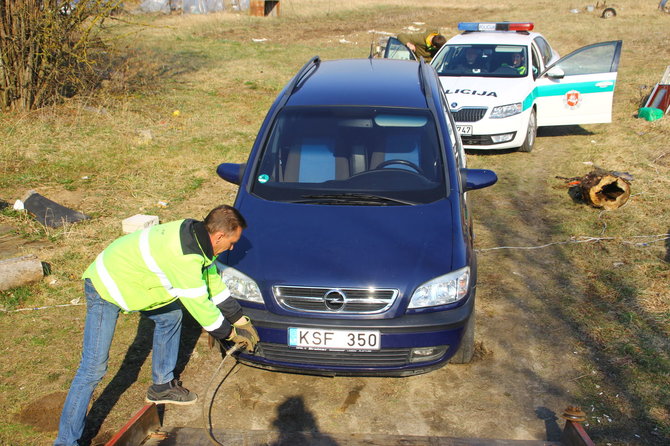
[432,34,446,49]
[204,205,247,234]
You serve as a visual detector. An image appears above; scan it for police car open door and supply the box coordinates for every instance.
[535,40,622,126]
[383,37,417,61]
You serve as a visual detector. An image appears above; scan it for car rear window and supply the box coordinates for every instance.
[250,107,447,205]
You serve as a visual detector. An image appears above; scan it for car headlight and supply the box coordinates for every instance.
[408,267,470,309]
[219,266,263,304]
[490,103,522,119]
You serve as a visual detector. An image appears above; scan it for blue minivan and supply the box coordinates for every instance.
[216,56,497,376]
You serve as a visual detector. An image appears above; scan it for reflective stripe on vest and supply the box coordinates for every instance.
[203,313,225,331]
[211,288,231,306]
[94,252,130,311]
[139,228,207,299]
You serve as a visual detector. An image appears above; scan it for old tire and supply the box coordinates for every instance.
[518,108,537,153]
[450,306,475,364]
[601,8,616,18]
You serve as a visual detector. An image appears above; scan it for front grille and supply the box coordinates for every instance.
[273,286,398,314]
[461,134,493,145]
[258,342,411,367]
[451,107,487,122]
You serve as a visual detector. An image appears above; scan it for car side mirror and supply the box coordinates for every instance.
[461,168,497,191]
[545,66,565,79]
[217,162,246,185]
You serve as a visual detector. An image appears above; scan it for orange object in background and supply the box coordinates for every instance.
[250,0,280,16]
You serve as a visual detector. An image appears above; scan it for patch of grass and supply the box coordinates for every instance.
[0,287,31,310]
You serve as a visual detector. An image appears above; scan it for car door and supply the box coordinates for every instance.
[383,37,416,61]
[534,40,622,126]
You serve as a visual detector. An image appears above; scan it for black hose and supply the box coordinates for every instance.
[203,344,241,446]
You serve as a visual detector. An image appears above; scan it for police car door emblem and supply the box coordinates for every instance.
[564,90,581,109]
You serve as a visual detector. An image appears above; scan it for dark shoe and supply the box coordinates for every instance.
[146,379,198,405]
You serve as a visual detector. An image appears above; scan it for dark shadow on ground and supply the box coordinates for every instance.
[463,126,595,157]
[537,126,594,138]
[80,303,202,445]
[267,396,339,446]
[535,407,563,441]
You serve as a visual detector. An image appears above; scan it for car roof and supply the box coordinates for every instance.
[446,30,542,46]
[286,58,429,109]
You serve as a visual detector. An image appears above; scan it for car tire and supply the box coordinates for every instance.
[518,108,537,153]
[450,306,475,364]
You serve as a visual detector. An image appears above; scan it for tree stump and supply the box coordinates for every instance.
[580,171,631,210]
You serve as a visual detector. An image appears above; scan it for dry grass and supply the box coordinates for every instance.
[0,0,669,444]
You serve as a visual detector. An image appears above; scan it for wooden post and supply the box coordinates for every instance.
[0,255,44,291]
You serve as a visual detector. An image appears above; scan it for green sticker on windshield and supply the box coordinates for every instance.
[258,174,269,183]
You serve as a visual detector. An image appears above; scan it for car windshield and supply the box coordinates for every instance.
[432,44,529,78]
[250,107,447,205]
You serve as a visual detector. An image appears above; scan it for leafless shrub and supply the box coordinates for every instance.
[0,0,122,111]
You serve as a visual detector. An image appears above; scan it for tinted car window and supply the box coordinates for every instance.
[251,106,446,204]
[432,44,529,78]
[554,42,620,75]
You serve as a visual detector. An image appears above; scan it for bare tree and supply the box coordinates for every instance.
[0,0,121,110]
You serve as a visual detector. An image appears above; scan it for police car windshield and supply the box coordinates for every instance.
[432,44,529,78]
[250,107,447,205]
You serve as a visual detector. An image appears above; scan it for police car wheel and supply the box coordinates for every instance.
[518,109,537,153]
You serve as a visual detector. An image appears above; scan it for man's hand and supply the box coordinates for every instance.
[226,316,259,353]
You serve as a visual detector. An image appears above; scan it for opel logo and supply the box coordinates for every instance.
[323,290,346,311]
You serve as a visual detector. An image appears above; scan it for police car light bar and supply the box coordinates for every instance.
[458,22,534,32]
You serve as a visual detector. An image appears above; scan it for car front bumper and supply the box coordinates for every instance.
[233,295,474,377]
[457,108,531,150]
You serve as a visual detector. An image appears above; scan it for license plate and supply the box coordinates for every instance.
[456,125,472,135]
[288,327,380,351]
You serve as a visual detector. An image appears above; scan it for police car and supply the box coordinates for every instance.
[385,22,622,152]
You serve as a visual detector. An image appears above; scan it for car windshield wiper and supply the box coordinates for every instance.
[292,193,415,206]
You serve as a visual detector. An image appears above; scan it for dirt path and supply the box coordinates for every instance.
[157,137,590,442]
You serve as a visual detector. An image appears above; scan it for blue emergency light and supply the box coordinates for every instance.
[458,22,534,32]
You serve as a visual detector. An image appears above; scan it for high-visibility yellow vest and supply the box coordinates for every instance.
[83,219,237,337]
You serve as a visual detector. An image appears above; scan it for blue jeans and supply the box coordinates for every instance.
[54,279,183,446]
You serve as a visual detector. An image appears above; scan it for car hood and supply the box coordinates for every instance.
[439,76,529,108]
[223,196,458,299]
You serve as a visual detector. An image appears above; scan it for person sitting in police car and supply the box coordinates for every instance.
[456,47,487,73]
[500,52,527,75]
